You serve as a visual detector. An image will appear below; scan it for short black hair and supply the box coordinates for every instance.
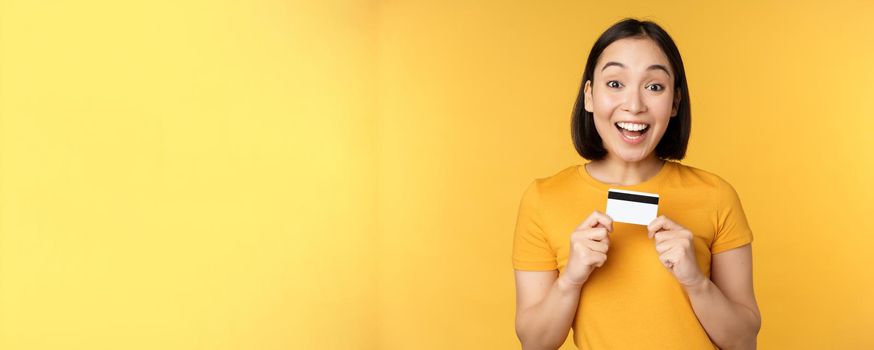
[571,18,691,161]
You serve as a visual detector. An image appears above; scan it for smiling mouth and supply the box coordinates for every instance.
[614,122,650,141]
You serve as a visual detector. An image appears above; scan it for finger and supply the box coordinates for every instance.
[595,256,606,268]
[646,216,662,239]
[647,215,682,238]
[585,251,606,267]
[659,251,677,269]
[587,241,609,254]
[578,210,613,231]
[653,230,677,244]
[583,227,609,242]
[578,210,614,232]
[591,252,607,268]
[655,239,675,254]
[663,248,684,268]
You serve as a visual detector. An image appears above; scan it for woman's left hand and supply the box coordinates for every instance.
[647,215,706,288]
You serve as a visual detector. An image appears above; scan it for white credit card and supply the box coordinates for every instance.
[605,189,659,226]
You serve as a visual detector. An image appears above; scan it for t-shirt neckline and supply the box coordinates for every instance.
[576,160,675,191]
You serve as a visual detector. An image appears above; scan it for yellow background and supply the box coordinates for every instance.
[1,0,872,349]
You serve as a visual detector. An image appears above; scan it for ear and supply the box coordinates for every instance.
[584,80,593,113]
[671,88,682,117]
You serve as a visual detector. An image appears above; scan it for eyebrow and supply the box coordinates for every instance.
[601,61,671,77]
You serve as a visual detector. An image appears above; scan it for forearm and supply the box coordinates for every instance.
[684,278,761,350]
[516,274,583,350]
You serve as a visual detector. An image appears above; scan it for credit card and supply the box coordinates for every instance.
[605,189,659,226]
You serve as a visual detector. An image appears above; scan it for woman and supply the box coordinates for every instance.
[512,18,761,349]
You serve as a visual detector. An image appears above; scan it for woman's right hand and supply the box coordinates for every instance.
[560,210,613,287]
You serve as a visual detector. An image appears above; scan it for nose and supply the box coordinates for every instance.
[622,88,646,114]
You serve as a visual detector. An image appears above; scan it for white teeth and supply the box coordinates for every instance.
[617,122,649,131]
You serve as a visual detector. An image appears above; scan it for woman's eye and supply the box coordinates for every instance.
[607,80,622,88]
[647,84,664,92]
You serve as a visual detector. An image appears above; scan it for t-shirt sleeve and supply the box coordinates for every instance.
[711,177,754,254]
[511,180,557,270]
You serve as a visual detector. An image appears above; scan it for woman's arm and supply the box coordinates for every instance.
[514,270,584,350]
[684,244,761,350]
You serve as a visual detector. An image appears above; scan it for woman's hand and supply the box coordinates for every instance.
[647,215,706,287]
[561,210,614,287]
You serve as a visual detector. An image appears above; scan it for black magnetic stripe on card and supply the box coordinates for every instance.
[607,191,659,205]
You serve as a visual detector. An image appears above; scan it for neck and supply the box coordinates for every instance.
[586,154,666,186]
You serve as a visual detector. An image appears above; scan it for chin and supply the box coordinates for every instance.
[609,146,654,163]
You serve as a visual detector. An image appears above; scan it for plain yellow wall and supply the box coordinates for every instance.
[1,0,873,349]
[0,0,378,349]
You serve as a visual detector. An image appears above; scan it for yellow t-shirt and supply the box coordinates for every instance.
[511,160,753,349]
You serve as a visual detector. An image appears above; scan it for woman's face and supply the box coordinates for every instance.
[584,37,681,163]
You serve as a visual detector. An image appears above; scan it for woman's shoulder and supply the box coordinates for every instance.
[529,164,581,188]
[520,164,582,201]
[668,161,738,193]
